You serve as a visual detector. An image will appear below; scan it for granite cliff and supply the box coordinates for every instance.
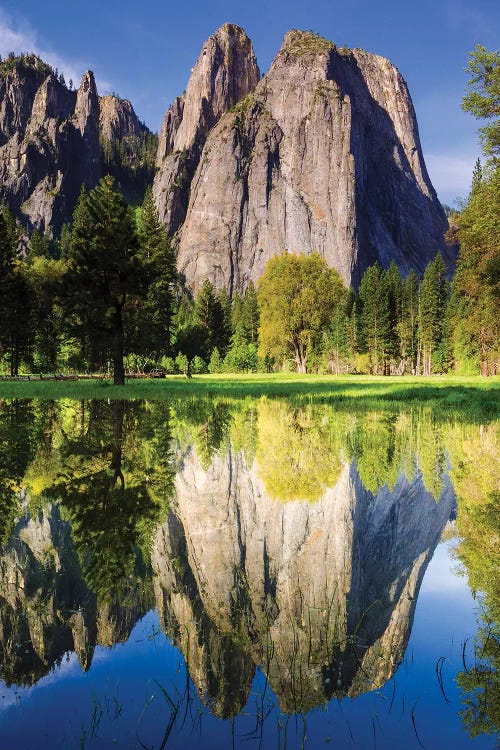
[173,30,452,292]
[0,55,154,234]
[153,23,260,235]
[152,445,454,713]
[1,28,452,288]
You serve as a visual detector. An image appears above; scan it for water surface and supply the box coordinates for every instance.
[0,398,498,748]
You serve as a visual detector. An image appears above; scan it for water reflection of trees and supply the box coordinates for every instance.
[0,399,46,543]
[171,399,451,502]
[0,398,176,686]
[0,396,497,733]
[450,423,500,738]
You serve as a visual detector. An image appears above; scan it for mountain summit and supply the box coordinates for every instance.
[173,29,452,292]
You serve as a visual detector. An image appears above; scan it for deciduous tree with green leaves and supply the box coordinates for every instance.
[258,252,345,373]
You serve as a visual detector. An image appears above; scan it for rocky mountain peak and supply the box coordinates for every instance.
[153,23,260,233]
[176,29,452,293]
[74,70,99,134]
[27,74,75,136]
[0,55,55,145]
[279,29,335,58]
[99,94,146,142]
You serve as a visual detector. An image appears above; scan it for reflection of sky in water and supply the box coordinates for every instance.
[0,540,494,749]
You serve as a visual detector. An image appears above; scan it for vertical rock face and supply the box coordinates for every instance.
[153,23,260,234]
[0,504,150,686]
[152,446,454,713]
[0,57,154,234]
[0,60,53,146]
[176,30,452,293]
[0,60,100,234]
[73,71,101,190]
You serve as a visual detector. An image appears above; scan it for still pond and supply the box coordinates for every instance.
[0,397,498,749]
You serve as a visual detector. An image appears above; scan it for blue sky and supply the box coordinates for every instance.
[0,0,498,205]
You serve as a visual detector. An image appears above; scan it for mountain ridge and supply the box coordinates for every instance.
[0,29,455,287]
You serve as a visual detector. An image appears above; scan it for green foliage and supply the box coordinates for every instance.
[258,252,345,373]
[418,253,448,375]
[0,53,53,83]
[462,45,500,160]
[190,355,207,374]
[28,256,65,371]
[0,206,31,375]
[21,399,175,602]
[0,401,45,544]
[28,229,50,261]
[62,177,141,384]
[194,280,229,358]
[282,30,334,57]
[99,130,158,205]
[255,400,344,501]
[450,423,500,737]
[191,402,232,469]
[358,263,392,374]
[175,352,189,375]
[127,187,176,360]
[450,167,499,374]
[208,347,224,374]
[398,270,419,373]
[159,355,176,374]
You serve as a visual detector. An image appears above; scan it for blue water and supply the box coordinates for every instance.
[0,541,494,750]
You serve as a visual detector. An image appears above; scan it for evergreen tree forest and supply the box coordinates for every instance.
[0,45,497,381]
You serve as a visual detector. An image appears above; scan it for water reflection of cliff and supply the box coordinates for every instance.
[0,503,151,686]
[0,398,172,686]
[0,397,495,723]
[153,448,454,714]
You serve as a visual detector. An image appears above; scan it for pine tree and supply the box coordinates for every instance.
[358,263,392,375]
[132,187,176,359]
[0,208,31,375]
[63,177,140,384]
[449,168,499,374]
[217,287,232,354]
[240,281,260,344]
[28,228,50,261]
[194,280,226,358]
[418,253,448,375]
[383,261,403,372]
[398,270,419,373]
[471,157,483,193]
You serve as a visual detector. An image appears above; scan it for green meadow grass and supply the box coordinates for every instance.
[0,373,498,416]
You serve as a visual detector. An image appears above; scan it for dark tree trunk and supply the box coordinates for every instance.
[111,400,125,487]
[112,306,125,385]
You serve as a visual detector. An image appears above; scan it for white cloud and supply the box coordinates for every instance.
[425,152,476,205]
[0,7,112,92]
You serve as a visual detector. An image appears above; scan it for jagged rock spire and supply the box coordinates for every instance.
[153,23,260,233]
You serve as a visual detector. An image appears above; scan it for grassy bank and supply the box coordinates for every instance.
[0,374,499,415]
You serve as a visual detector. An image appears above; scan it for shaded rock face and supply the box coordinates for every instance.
[175,30,452,293]
[152,446,454,714]
[0,60,151,235]
[153,23,260,235]
[0,504,149,686]
[0,65,97,235]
